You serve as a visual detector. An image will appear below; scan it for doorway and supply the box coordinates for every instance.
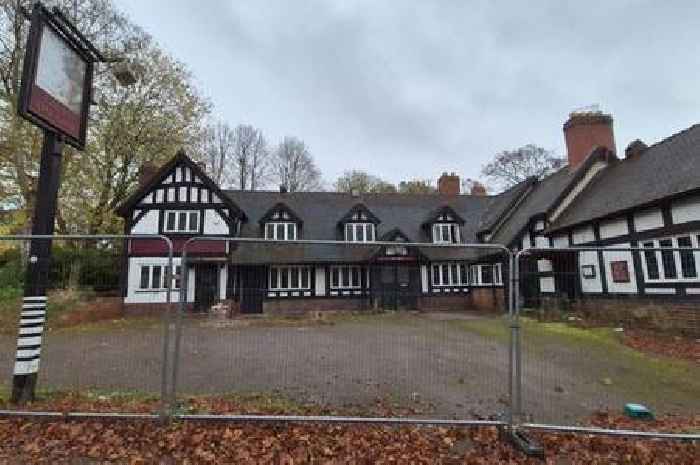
[376,264,419,310]
[239,265,266,314]
[194,263,219,312]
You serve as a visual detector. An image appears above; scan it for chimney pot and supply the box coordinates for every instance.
[470,182,487,196]
[438,173,460,195]
[563,110,616,169]
[625,139,648,159]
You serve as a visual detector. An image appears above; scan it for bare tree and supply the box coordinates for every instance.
[272,136,322,192]
[200,121,235,186]
[232,124,268,190]
[482,144,564,191]
[398,179,435,194]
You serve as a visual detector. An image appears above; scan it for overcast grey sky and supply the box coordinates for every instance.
[115,0,699,190]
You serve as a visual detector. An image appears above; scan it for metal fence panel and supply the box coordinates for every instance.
[0,235,173,415]
[170,237,515,423]
[515,246,700,431]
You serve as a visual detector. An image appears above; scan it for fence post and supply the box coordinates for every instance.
[169,242,190,414]
[159,237,174,422]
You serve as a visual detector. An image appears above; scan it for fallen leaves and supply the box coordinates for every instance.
[0,395,697,464]
[623,330,700,363]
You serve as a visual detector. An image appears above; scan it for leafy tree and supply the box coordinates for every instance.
[335,170,396,194]
[481,144,564,191]
[0,0,211,234]
[271,136,322,192]
[398,179,435,194]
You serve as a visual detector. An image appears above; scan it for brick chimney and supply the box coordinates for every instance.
[563,111,616,169]
[138,162,158,187]
[624,139,648,159]
[438,172,460,195]
[470,181,487,196]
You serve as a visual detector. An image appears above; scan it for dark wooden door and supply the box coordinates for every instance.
[194,264,218,312]
[377,264,419,310]
[239,265,266,314]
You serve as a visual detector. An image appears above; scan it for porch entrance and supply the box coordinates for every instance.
[194,263,218,312]
[239,265,266,314]
[374,264,420,310]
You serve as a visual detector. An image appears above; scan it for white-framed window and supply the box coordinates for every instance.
[469,263,502,286]
[641,233,700,282]
[164,210,199,233]
[330,266,363,289]
[345,223,375,242]
[432,223,460,244]
[431,263,468,286]
[265,222,297,240]
[139,265,180,290]
[269,266,311,290]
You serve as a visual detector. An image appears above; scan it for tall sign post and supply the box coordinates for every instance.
[12,3,97,403]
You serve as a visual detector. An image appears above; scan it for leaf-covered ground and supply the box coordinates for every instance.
[0,393,697,464]
[623,330,700,364]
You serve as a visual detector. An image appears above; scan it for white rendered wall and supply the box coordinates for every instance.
[602,243,638,293]
[131,210,159,234]
[579,251,603,293]
[671,195,700,224]
[599,217,628,239]
[315,266,326,296]
[572,226,595,245]
[420,265,428,293]
[552,235,569,248]
[203,209,228,234]
[634,209,663,231]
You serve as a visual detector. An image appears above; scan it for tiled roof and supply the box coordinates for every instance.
[549,124,700,232]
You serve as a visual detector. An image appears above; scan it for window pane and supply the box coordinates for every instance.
[189,212,198,231]
[174,265,182,289]
[368,225,374,241]
[441,265,449,286]
[450,225,457,243]
[342,267,350,287]
[482,265,493,284]
[140,266,149,289]
[451,264,458,285]
[167,212,176,231]
[642,243,660,280]
[287,223,296,240]
[270,268,278,289]
[677,236,696,278]
[351,267,360,287]
[345,224,352,241]
[151,266,162,289]
[357,224,364,242]
[178,212,187,231]
[460,265,468,285]
[442,225,449,242]
[277,224,285,240]
[291,268,299,289]
[280,268,289,288]
[301,268,309,288]
[659,239,677,279]
[433,265,440,284]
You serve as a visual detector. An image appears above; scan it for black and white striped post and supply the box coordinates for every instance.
[11,132,63,404]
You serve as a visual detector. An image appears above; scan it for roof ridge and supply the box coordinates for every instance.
[642,123,700,151]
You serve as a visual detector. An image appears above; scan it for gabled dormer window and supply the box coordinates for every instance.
[345,223,375,242]
[261,203,302,241]
[339,204,380,242]
[425,206,465,244]
[432,223,460,243]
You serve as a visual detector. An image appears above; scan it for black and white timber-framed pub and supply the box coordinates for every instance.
[116,111,700,317]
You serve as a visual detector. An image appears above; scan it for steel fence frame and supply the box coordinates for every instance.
[514,245,700,440]
[170,236,517,429]
[0,234,174,421]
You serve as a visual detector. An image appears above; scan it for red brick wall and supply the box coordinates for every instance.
[418,294,471,311]
[438,173,460,195]
[569,298,700,337]
[263,298,368,314]
[563,113,615,168]
[468,288,506,313]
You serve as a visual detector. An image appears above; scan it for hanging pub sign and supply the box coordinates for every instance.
[17,3,93,150]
